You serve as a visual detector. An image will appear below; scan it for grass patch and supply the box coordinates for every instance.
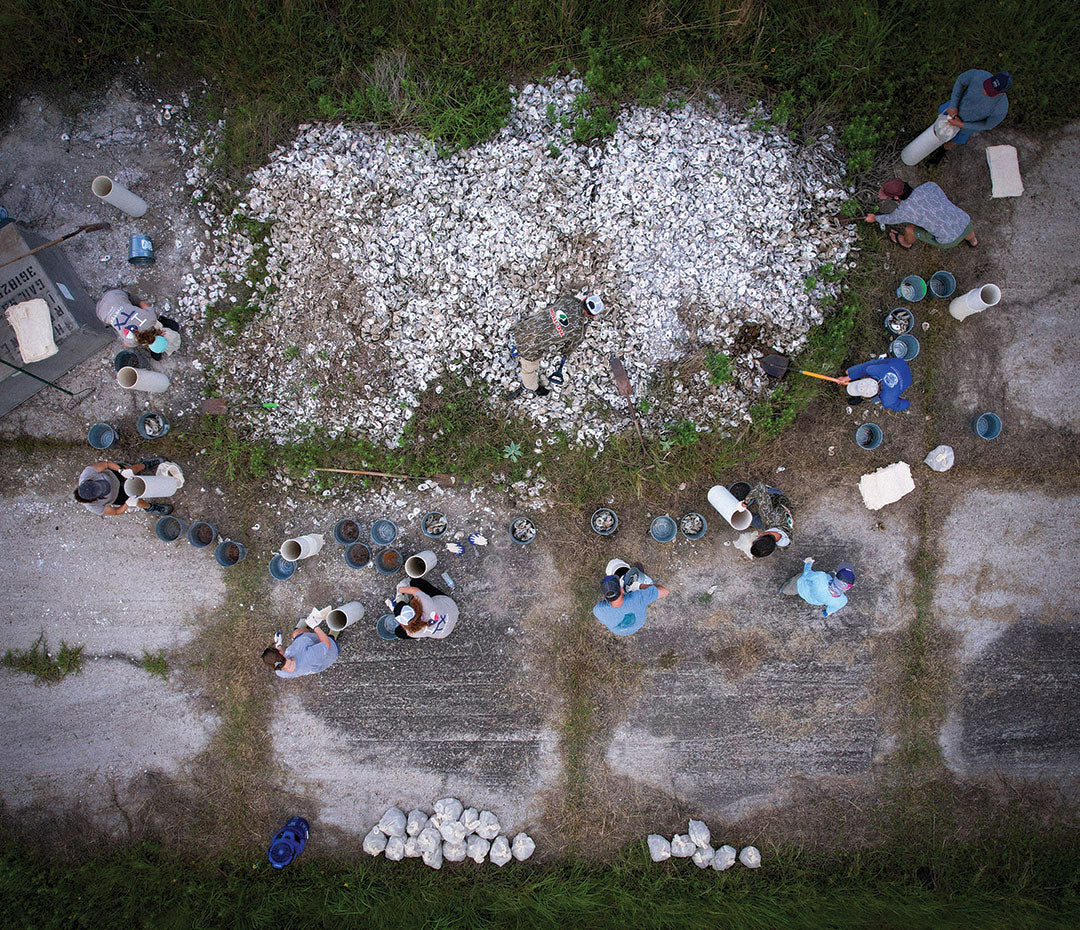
[140,650,168,680]
[1,633,83,684]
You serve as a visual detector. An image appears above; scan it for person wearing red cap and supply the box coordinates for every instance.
[938,69,1012,150]
[864,180,977,250]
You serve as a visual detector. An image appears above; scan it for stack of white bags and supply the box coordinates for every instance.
[648,820,761,871]
[363,797,535,870]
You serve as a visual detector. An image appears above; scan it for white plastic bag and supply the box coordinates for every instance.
[712,845,736,871]
[670,834,695,858]
[475,810,501,840]
[439,820,468,844]
[489,835,512,866]
[432,797,464,825]
[406,809,429,836]
[443,841,467,862]
[511,833,535,861]
[647,835,671,862]
[738,845,762,868]
[692,846,715,869]
[467,835,490,863]
[688,820,711,849]
[378,806,407,837]
[924,445,955,472]
[422,844,443,870]
[385,836,405,861]
[417,826,442,856]
[404,836,421,858]
[363,827,388,856]
[461,808,480,834]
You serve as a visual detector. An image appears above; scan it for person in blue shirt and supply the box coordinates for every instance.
[838,357,912,412]
[263,618,340,678]
[780,558,855,617]
[593,571,670,636]
[940,69,1012,149]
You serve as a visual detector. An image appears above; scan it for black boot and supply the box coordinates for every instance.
[147,502,173,515]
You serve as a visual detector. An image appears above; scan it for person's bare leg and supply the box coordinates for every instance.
[965,230,978,247]
[902,225,917,248]
[943,141,956,150]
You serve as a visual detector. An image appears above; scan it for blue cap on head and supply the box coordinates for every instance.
[77,477,111,501]
[835,562,855,585]
[987,71,1012,94]
[150,335,169,353]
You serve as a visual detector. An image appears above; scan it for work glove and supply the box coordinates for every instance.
[274,632,283,648]
[468,533,488,546]
[445,542,465,555]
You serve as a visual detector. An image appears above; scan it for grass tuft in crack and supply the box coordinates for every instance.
[2,633,83,684]
[140,650,169,680]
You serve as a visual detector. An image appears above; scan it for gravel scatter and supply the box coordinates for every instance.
[181,78,855,448]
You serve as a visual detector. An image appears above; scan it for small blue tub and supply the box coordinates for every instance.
[854,423,884,450]
[971,412,1002,440]
[343,542,371,569]
[128,234,155,265]
[376,613,400,640]
[890,334,921,360]
[88,422,118,450]
[269,554,297,580]
[214,539,247,567]
[188,521,218,549]
[154,515,187,542]
[896,275,927,302]
[370,519,397,546]
[333,518,362,546]
[649,515,677,543]
[929,270,956,299]
[136,411,169,439]
[421,511,448,539]
[114,349,140,372]
[590,508,618,536]
[374,547,403,574]
[679,512,707,540]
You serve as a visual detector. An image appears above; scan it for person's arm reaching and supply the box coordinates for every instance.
[947,70,974,112]
[845,362,870,380]
[312,626,334,648]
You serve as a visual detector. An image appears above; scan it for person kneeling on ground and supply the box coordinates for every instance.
[75,459,171,516]
[96,288,182,360]
[779,557,855,617]
[507,294,604,399]
[865,179,977,251]
[393,577,459,639]
[263,611,340,678]
[738,482,794,559]
[593,568,669,636]
[837,357,912,412]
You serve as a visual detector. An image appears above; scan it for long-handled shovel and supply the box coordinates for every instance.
[609,354,649,462]
[313,467,456,488]
[759,354,846,384]
[0,223,111,271]
[0,357,74,396]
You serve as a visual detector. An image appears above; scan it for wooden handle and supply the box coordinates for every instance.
[798,370,845,384]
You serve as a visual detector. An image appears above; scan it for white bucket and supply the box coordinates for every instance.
[327,601,365,632]
[405,550,438,578]
[117,366,170,393]
[280,533,325,561]
[707,484,753,530]
[91,176,148,218]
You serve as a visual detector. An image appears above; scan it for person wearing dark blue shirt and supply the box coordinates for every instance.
[838,358,913,412]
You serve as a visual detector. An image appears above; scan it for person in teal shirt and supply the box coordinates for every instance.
[780,558,855,617]
[593,573,670,636]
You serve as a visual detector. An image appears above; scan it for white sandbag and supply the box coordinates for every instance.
[461,808,480,834]
[489,835,512,866]
[404,836,422,858]
[5,299,57,364]
[417,826,442,856]
[385,836,405,861]
[738,845,762,868]
[858,461,914,511]
[406,809,429,836]
[711,845,737,871]
[443,840,467,862]
[688,820,711,849]
[670,834,696,857]
[378,806,407,837]
[692,846,715,869]
[986,144,1024,198]
[422,843,443,870]
[363,827,388,856]
[432,797,464,824]
[475,810,501,840]
[511,833,536,861]
[924,445,954,472]
[467,835,490,863]
[648,835,671,862]
[439,820,468,844]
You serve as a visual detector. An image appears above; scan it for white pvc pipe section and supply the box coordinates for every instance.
[124,473,179,499]
[326,601,365,633]
[280,533,325,561]
[950,284,1001,321]
[707,484,753,531]
[117,366,170,393]
[405,550,437,578]
[91,176,148,218]
[901,113,959,166]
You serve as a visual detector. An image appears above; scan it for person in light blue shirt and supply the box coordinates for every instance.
[939,69,1012,148]
[780,558,855,617]
[263,622,340,678]
[593,572,670,636]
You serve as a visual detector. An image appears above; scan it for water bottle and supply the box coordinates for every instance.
[267,816,310,869]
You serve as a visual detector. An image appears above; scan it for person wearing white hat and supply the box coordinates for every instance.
[507,294,604,398]
[837,357,912,412]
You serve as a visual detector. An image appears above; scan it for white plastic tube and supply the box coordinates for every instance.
[124,474,178,499]
[707,485,753,530]
[949,284,1001,321]
[117,366,170,393]
[327,601,365,632]
[280,533,325,561]
[91,176,148,218]
[405,550,437,578]
[901,113,959,166]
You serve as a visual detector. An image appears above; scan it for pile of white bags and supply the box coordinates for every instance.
[647,819,761,872]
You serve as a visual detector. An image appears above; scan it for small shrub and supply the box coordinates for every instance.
[668,419,699,448]
[2,634,84,684]
[704,351,733,386]
[141,650,168,680]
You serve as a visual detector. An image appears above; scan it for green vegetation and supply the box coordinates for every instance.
[204,215,275,342]
[704,350,732,386]
[140,650,168,680]
[3,1,1076,173]
[1,634,83,684]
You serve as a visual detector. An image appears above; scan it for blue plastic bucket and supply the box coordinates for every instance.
[890,334,920,360]
[854,423,884,450]
[590,508,618,536]
[370,519,397,546]
[269,554,297,580]
[727,481,752,502]
[114,349,140,372]
[929,270,956,299]
[88,422,118,450]
[333,518,362,546]
[374,547,403,574]
[509,517,537,545]
[128,234,155,265]
[421,511,448,539]
[136,411,169,439]
[649,515,677,542]
[214,539,247,567]
[343,542,371,569]
[897,275,927,302]
[884,308,914,335]
[971,412,1002,440]
[376,613,400,640]
[188,521,218,549]
[679,512,707,540]
[154,515,187,542]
